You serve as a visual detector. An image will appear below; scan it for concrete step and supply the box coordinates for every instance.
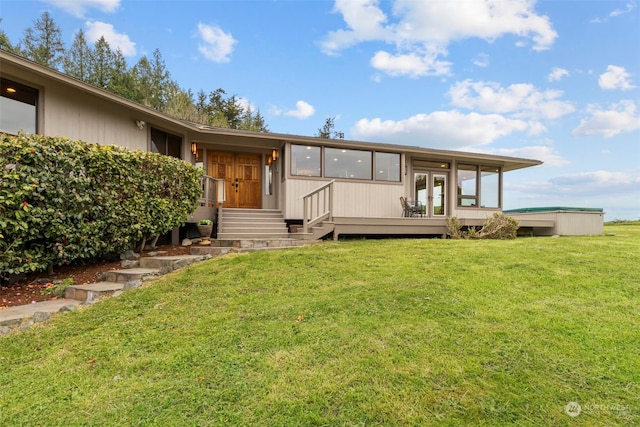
[217,232,291,240]
[104,267,160,283]
[220,217,285,223]
[65,282,124,303]
[220,226,288,234]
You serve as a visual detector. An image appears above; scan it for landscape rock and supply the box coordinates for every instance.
[120,250,140,260]
[32,311,51,323]
[182,238,193,246]
[121,260,139,269]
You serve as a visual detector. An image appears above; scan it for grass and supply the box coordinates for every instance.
[1,223,639,426]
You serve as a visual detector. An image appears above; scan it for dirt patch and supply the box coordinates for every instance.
[1,245,191,309]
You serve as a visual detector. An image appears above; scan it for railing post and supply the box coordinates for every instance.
[330,181,334,221]
[303,197,309,233]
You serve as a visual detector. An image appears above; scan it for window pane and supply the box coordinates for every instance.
[325,147,372,179]
[150,128,165,154]
[457,164,477,206]
[375,152,400,181]
[1,79,37,134]
[291,144,321,177]
[481,166,500,208]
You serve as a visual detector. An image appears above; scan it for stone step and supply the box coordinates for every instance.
[0,299,82,333]
[103,267,160,283]
[189,246,232,256]
[139,255,206,271]
[65,282,124,303]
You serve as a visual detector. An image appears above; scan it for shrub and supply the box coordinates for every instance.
[448,213,519,240]
[0,133,203,276]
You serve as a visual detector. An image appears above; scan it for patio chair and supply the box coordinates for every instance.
[400,196,423,217]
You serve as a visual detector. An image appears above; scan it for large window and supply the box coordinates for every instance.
[151,128,182,158]
[291,145,321,176]
[375,152,401,181]
[325,147,372,180]
[1,78,38,134]
[457,164,501,208]
[290,144,400,182]
[457,164,478,207]
[481,166,500,208]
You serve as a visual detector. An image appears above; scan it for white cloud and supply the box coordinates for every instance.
[351,110,530,149]
[548,67,569,82]
[549,171,640,195]
[473,53,490,68]
[44,0,119,17]
[610,2,637,17]
[285,101,316,119]
[572,100,640,138]
[598,65,636,90]
[486,145,569,166]
[321,0,557,77]
[448,79,575,120]
[85,21,136,56]
[197,23,236,63]
[370,50,451,78]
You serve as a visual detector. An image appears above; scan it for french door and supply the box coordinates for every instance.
[414,172,447,217]
[208,151,261,208]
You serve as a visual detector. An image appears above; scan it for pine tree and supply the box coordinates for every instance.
[0,19,18,53]
[108,48,136,99]
[87,36,115,89]
[21,11,65,68]
[63,29,91,80]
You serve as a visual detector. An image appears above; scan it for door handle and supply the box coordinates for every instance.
[234,178,239,192]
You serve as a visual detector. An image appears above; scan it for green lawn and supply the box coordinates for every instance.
[1,223,638,426]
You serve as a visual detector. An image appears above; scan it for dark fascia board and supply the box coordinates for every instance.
[1,50,542,172]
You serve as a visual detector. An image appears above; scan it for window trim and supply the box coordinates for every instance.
[289,143,401,183]
[457,164,502,209]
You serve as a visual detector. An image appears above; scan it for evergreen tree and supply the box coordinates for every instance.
[149,48,170,110]
[63,29,91,80]
[21,11,65,68]
[0,19,18,54]
[239,106,269,132]
[108,48,136,99]
[87,36,115,89]
[316,117,343,139]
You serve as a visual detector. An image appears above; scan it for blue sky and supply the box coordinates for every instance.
[2,0,639,220]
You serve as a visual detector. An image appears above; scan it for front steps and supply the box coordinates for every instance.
[1,239,320,335]
[217,208,290,240]
[64,254,209,304]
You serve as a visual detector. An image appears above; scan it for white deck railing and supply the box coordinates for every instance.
[301,180,334,233]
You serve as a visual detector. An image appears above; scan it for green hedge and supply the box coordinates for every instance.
[0,133,203,275]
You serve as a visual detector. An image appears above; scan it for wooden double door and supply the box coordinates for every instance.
[208,151,261,208]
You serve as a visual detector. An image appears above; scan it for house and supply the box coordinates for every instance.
[2,50,554,242]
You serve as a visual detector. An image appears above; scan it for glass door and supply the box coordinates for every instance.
[414,172,447,217]
[432,174,446,216]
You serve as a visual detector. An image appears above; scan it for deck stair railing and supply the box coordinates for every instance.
[190,175,224,223]
[301,180,334,234]
[198,175,223,208]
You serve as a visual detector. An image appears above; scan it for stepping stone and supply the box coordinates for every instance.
[65,282,125,303]
[103,268,160,283]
